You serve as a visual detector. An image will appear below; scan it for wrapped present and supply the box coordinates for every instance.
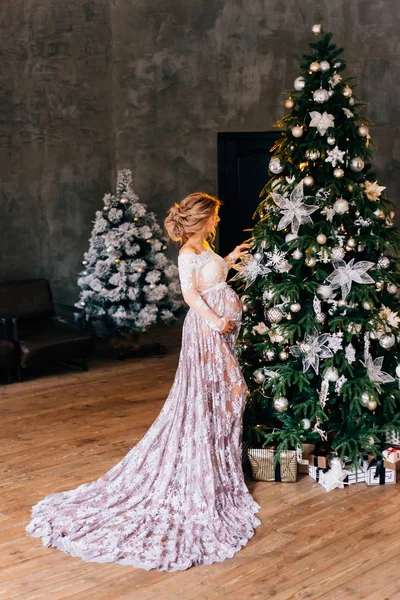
[298,443,316,474]
[310,449,335,469]
[343,464,365,484]
[385,429,400,447]
[364,457,396,485]
[382,447,400,463]
[248,447,297,482]
[309,464,329,482]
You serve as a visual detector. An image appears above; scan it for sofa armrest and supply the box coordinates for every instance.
[0,316,20,342]
[53,302,87,328]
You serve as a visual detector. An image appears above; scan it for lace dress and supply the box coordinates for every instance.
[26,247,261,572]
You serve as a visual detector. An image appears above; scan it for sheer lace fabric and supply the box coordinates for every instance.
[26,248,261,572]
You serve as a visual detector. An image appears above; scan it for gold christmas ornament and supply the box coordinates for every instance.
[284,97,295,110]
[358,125,369,137]
[292,125,304,138]
[316,233,327,244]
[303,175,315,187]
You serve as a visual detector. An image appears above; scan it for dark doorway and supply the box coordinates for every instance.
[217,131,280,257]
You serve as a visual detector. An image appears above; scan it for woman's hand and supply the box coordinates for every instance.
[220,318,235,334]
[228,243,251,262]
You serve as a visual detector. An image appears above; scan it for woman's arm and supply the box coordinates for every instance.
[178,252,227,332]
[224,243,252,269]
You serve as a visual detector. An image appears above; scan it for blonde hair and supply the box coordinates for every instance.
[164,192,222,244]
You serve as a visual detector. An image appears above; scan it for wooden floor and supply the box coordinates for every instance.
[1,326,400,600]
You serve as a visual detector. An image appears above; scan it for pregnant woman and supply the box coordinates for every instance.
[26,192,261,572]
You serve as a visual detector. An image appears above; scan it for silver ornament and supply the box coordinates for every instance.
[333,198,349,214]
[253,369,266,383]
[316,233,327,245]
[325,366,339,382]
[120,197,129,204]
[264,349,276,361]
[263,289,274,302]
[254,252,263,261]
[266,307,283,323]
[285,97,295,110]
[374,208,385,219]
[358,125,369,137]
[327,136,336,145]
[313,88,329,103]
[80,301,86,306]
[375,281,384,291]
[317,284,334,299]
[242,304,249,313]
[387,283,398,294]
[333,168,345,179]
[294,76,305,91]
[367,399,377,411]
[82,260,88,265]
[302,418,311,430]
[292,125,304,138]
[285,233,298,243]
[269,157,285,174]
[363,301,372,310]
[350,157,365,172]
[361,391,371,406]
[305,256,317,267]
[331,246,346,260]
[320,60,330,72]
[395,364,400,378]
[312,23,322,35]
[315,312,326,323]
[303,175,315,187]
[290,303,301,313]
[305,149,321,161]
[274,396,288,412]
[279,350,289,361]
[292,248,303,260]
[379,334,396,349]
[309,61,321,72]
[343,85,353,98]
[358,243,365,252]
[347,322,362,334]
[378,256,390,269]
[347,237,356,248]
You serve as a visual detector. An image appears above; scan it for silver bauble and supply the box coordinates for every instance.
[333,168,345,179]
[375,280,384,291]
[253,369,266,384]
[333,61,342,69]
[378,256,390,269]
[294,76,305,91]
[327,136,336,145]
[363,301,372,310]
[279,350,289,361]
[395,364,400,378]
[266,307,283,323]
[290,303,301,313]
[343,85,353,98]
[379,334,396,349]
[302,418,312,430]
[316,233,327,245]
[292,125,304,138]
[80,301,85,306]
[242,304,249,313]
[387,283,398,295]
[333,198,349,214]
[274,396,288,412]
[254,252,263,261]
[317,284,334,299]
[361,391,371,406]
[358,125,369,137]
[350,157,365,172]
[292,248,303,260]
[315,312,326,323]
[347,237,356,248]
[269,157,285,174]
[305,256,317,267]
[305,149,321,161]
[320,60,331,71]
[303,175,315,187]
[312,23,322,35]
[284,97,295,110]
[367,399,377,411]
[264,349,276,361]
[358,243,365,252]
[331,246,346,260]
[120,197,129,204]
[313,88,329,103]
[309,61,321,72]
[325,366,339,382]
[285,233,298,243]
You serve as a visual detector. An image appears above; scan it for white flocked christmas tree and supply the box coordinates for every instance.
[76,169,184,337]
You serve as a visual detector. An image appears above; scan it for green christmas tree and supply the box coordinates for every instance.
[235,23,400,467]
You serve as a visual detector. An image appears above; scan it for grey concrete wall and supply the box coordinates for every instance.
[1,0,399,302]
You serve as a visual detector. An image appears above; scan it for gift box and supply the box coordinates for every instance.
[248,447,297,482]
[310,450,335,469]
[297,443,316,474]
[382,447,400,464]
[385,429,400,447]
[309,464,329,482]
[364,457,396,485]
[343,463,365,484]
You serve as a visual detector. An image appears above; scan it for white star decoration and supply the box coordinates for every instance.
[325,146,345,167]
[309,111,335,136]
[271,181,319,236]
[326,258,375,299]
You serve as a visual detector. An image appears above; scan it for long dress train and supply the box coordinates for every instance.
[26,247,261,572]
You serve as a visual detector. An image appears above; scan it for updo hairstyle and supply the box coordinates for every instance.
[164,192,222,244]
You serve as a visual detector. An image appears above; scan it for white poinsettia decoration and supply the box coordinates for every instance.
[325,146,345,167]
[309,111,335,136]
[379,305,400,329]
[362,356,395,384]
[342,108,354,118]
[364,180,386,201]
[230,254,271,289]
[327,258,375,299]
[252,322,269,335]
[271,181,319,236]
[290,330,333,374]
